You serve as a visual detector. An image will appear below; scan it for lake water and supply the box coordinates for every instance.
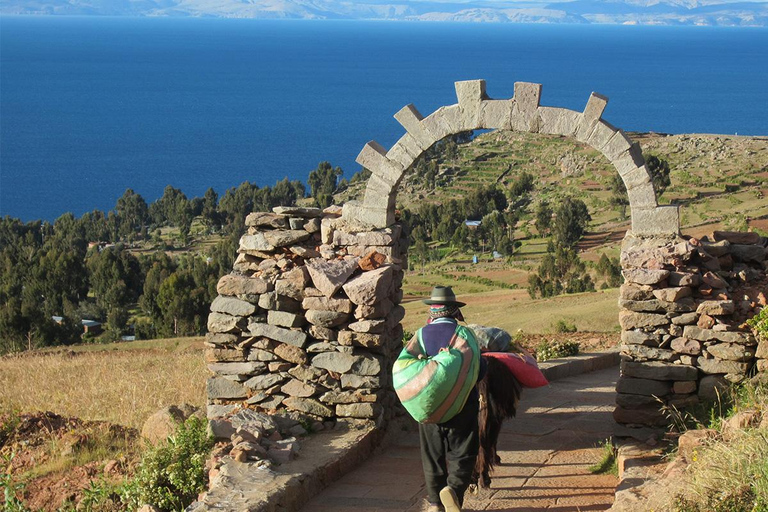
[1,16,767,221]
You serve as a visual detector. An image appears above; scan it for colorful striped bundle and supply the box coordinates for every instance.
[393,324,480,423]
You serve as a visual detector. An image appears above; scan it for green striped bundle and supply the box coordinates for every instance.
[392,324,480,424]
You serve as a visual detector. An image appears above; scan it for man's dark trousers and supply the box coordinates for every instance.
[418,395,480,506]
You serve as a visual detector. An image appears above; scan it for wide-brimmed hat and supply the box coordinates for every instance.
[422,286,466,307]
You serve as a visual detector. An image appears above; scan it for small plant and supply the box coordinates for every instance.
[78,478,125,512]
[120,416,213,512]
[2,452,29,512]
[588,439,618,477]
[535,339,579,361]
[748,307,768,342]
[402,330,414,346]
[552,319,577,333]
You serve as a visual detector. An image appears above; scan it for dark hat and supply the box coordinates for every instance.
[422,286,466,307]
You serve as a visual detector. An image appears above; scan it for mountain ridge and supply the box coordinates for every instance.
[3,0,768,26]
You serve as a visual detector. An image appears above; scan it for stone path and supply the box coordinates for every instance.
[300,366,618,512]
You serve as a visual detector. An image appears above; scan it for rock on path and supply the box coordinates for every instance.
[300,366,618,511]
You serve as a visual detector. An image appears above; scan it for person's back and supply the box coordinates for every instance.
[399,286,485,512]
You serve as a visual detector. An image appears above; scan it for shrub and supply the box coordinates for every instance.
[748,307,768,342]
[552,319,577,333]
[120,416,213,511]
[535,340,579,361]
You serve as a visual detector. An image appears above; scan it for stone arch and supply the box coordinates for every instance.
[341,79,679,236]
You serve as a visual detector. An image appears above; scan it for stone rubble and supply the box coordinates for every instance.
[615,230,768,427]
[204,205,408,467]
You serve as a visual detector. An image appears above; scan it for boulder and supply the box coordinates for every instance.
[713,230,761,244]
[731,244,766,263]
[141,405,196,445]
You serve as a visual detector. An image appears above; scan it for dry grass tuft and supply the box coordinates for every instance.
[0,348,207,429]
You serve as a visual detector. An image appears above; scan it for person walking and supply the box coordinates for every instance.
[395,285,486,512]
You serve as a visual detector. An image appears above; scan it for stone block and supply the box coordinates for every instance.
[281,379,319,398]
[394,103,433,150]
[348,319,387,334]
[631,206,680,236]
[274,266,310,302]
[309,325,337,341]
[653,287,692,302]
[206,332,239,347]
[338,330,387,349]
[345,203,393,230]
[356,141,403,187]
[207,312,245,334]
[514,81,541,115]
[602,129,634,161]
[713,231,761,244]
[706,343,755,362]
[267,310,304,328]
[217,274,272,296]
[247,320,308,348]
[622,268,670,285]
[626,183,658,209]
[211,295,257,317]
[696,300,735,316]
[582,91,608,125]
[386,134,420,170]
[731,244,766,263]
[671,338,701,355]
[480,99,513,129]
[622,344,676,361]
[245,212,287,228]
[207,362,264,376]
[306,258,359,298]
[283,397,334,417]
[616,377,671,396]
[207,377,247,399]
[455,79,487,128]
[621,360,698,381]
[613,404,667,427]
[341,374,384,390]
[669,272,700,287]
[244,374,286,390]
[697,358,750,375]
[616,393,658,408]
[619,311,669,330]
[620,284,655,301]
[621,330,658,346]
[421,105,462,144]
[311,352,383,376]
[305,309,349,328]
[586,120,619,153]
[336,403,380,419]
[342,265,395,306]
[698,375,730,401]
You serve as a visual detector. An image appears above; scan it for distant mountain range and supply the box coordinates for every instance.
[2,0,768,26]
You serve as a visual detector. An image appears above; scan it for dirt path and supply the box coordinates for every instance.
[300,366,618,512]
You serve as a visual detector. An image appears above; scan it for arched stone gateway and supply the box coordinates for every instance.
[198,81,767,510]
[342,79,680,236]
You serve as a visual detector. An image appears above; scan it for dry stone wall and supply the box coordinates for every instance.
[205,205,408,449]
[615,230,768,427]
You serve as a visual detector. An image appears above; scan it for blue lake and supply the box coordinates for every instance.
[1,16,767,221]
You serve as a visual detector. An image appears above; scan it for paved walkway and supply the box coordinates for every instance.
[301,366,618,512]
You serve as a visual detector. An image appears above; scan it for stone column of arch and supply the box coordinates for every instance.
[341,79,679,237]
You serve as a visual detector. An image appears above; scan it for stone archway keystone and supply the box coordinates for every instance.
[342,79,680,236]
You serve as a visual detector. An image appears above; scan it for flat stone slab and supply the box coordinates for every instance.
[189,424,382,512]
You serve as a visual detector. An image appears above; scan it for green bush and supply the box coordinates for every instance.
[748,307,768,342]
[552,319,577,333]
[535,340,579,361]
[121,416,213,512]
